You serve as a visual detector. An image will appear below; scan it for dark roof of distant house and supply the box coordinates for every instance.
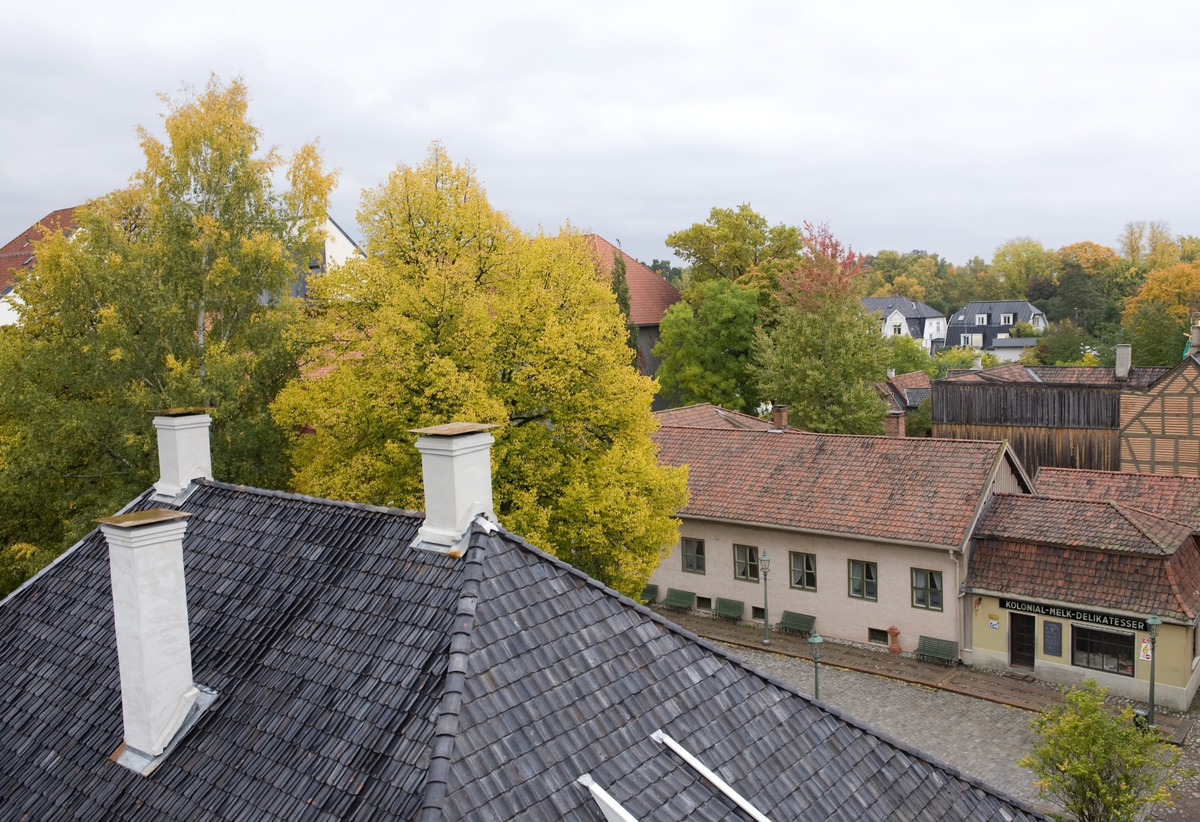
[860,296,945,319]
[587,234,681,327]
[990,338,1038,349]
[938,363,1170,389]
[1035,468,1200,532]
[889,370,932,408]
[655,424,1029,548]
[0,206,78,294]
[0,479,1043,821]
[947,301,1045,326]
[974,494,1192,556]
[655,403,773,430]
[969,495,1200,621]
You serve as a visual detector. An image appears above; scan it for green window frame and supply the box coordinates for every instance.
[911,568,943,610]
[848,560,877,601]
[733,544,759,582]
[682,537,705,574]
[789,552,816,591]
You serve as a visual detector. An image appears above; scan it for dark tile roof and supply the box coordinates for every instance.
[938,364,1170,389]
[655,426,1021,547]
[948,301,1045,325]
[0,479,1044,821]
[654,403,774,430]
[889,371,932,408]
[1035,468,1200,532]
[967,535,1200,622]
[860,296,945,319]
[587,234,681,327]
[0,206,78,293]
[974,494,1192,555]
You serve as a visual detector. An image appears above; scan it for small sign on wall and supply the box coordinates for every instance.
[988,619,999,630]
[1044,621,1062,657]
[1140,637,1152,661]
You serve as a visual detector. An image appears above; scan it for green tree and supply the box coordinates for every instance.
[608,250,638,357]
[755,226,887,434]
[1123,300,1190,365]
[906,396,932,437]
[1010,320,1040,338]
[0,76,333,581]
[1028,323,1096,365]
[654,278,762,412]
[1018,679,1188,822]
[272,144,687,598]
[665,204,802,283]
[993,237,1050,298]
[931,346,1002,378]
[886,333,935,377]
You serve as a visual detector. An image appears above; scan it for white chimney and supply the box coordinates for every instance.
[1115,344,1132,381]
[971,356,983,371]
[97,509,200,761]
[1192,323,1200,354]
[887,368,895,379]
[411,423,497,554]
[153,410,213,501]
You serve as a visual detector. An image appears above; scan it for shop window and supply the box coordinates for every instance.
[682,537,705,574]
[848,560,877,601]
[911,568,943,610]
[789,552,816,591]
[868,628,889,644]
[1072,626,1134,677]
[733,544,759,582]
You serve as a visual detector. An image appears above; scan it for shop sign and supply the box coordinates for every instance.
[1140,637,1152,661]
[999,598,1148,632]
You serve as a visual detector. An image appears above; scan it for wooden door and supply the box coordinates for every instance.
[1010,613,1036,669]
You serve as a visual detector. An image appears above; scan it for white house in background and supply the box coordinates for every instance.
[291,216,366,298]
[0,207,79,326]
[946,300,1047,356]
[860,296,947,350]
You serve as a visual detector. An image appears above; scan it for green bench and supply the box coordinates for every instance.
[641,584,658,604]
[778,611,816,636]
[714,598,744,620]
[916,635,958,666]
[662,588,695,610]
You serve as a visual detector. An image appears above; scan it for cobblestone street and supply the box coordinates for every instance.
[728,644,1049,810]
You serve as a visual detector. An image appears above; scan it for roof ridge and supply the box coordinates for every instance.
[1163,560,1194,622]
[490,525,1051,820]
[197,478,425,519]
[417,527,492,821]
[1110,501,1191,552]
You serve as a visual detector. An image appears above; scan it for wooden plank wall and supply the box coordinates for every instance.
[932,424,1119,475]
[932,383,1120,428]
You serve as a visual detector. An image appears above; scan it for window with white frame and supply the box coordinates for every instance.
[975,314,988,326]
[1001,313,1014,325]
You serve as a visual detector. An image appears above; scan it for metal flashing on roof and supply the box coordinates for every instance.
[111,684,219,776]
[651,730,774,822]
[576,774,641,822]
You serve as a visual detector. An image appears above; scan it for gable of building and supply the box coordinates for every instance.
[586,234,681,328]
[0,206,79,295]
[1119,355,1200,476]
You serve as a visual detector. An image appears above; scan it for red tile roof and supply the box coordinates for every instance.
[0,207,78,293]
[1034,468,1200,532]
[967,536,1200,621]
[890,369,931,394]
[654,425,1018,547]
[974,494,1192,555]
[939,363,1170,389]
[586,234,681,327]
[654,404,773,431]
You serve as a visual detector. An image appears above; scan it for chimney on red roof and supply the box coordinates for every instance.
[884,413,906,438]
[771,404,788,430]
[1115,344,1131,381]
[886,368,895,379]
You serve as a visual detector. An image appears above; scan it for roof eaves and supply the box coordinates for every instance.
[679,512,961,552]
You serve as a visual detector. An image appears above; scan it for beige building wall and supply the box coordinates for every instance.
[970,594,1200,710]
[651,519,963,654]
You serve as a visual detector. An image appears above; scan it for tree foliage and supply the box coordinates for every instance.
[608,249,638,356]
[272,143,687,598]
[931,346,1002,378]
[665,204,802,283]
[0,76,332,583]
[1018,679,1188,822]
[756,227,888,434]
[1121,262,1200,365]
[886,334,936,377]
[654,279,762,412]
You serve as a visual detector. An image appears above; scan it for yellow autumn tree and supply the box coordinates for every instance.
[1121,261,1200,364]
[272,143,687,596]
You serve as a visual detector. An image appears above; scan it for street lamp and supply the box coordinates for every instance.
[760,550,771,646]
[1147,613,1162,727]
[809,632,823,700]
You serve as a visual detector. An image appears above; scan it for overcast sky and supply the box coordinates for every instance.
[3,1,1198,267]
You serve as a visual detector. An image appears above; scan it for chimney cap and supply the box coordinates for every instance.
[410,422,498,437]
[151,407,215,418]
[95,508,191,528]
